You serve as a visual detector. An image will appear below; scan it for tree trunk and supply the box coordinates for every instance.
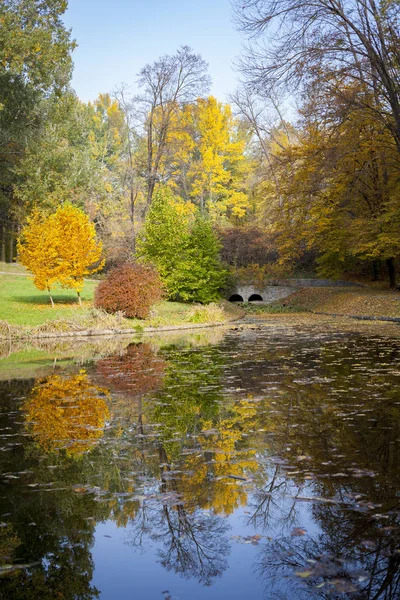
[48,288,54,308]
[77,291,82,306]
[1,224,5,263]
[8,223,14,263]
[386,257,396,289]
[372,260,379,281]
[146,178,156,212]
[130,186,137,253]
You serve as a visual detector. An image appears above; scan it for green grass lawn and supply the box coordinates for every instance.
[0,264,240,332]
[0,270,201,329]
[0,272,99,326]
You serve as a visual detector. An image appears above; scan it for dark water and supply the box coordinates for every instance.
[1,324,400,599]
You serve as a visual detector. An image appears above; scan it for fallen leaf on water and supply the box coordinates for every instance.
[291,528,307,537]
[295,570,313,578]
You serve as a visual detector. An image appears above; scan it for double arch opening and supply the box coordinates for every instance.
[228,293,264,303]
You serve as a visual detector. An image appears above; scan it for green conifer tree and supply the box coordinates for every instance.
[137,187,227,302]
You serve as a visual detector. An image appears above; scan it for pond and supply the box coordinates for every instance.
[1,320,400,599]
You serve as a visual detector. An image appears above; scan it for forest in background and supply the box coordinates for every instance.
[1,0,400,287]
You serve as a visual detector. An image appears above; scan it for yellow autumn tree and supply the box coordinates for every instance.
[23,371,110,456]
[164,97,250,221]
[190,97,249,220]
[18,204,104,306]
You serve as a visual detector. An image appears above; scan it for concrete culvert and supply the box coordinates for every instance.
[248,294,263,302]
[229,294,244,302]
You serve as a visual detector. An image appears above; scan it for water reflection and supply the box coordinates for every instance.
[23,371,110,455]
[0,326,400,598]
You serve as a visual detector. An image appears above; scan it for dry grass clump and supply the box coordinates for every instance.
[186,303,226,324]
[31,308,134,336]
[0,319,23,339]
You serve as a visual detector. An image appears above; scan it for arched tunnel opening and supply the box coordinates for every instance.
[248,294,263,302]
[229,294,244,302]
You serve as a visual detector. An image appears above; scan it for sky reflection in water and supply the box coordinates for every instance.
[0,324,400,599]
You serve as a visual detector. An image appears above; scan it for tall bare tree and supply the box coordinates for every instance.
[135,46,211,208]
[233,0,400,150]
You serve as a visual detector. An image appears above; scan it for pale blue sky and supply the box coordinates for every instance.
[63,0,243,103]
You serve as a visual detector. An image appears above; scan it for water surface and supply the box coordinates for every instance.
[1,322,400,599]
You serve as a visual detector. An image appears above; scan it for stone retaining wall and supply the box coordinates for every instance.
[229,279,363,304]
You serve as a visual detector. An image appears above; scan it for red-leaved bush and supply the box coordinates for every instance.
[94,262,164,319]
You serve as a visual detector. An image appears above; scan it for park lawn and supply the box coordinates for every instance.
[0,262,28,275]
[0,273,205,329]
[0,273,99,326]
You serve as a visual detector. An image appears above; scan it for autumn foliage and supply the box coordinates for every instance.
[23,371,110,456]
[96,343,166,396]
[17,204,104,305]
[94,262,164,319]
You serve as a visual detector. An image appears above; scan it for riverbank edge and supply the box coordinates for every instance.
[311,311,400,323]
[0,305,246,340]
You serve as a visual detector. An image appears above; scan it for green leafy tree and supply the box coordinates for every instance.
[136,187,190,296]
[169,214,228,302]
[137,187,226,302]
[0,0,75,262]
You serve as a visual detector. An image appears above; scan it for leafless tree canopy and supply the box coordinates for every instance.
[135,46,211,207]
[233,0,400,147]
[138,45,211,107]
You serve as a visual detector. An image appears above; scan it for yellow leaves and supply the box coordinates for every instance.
[17,204,104,298]
[22,371,110,456]
[162,96,250,221]
[171,198,196,219]
[178,400,258,515]
[190,96,250,218]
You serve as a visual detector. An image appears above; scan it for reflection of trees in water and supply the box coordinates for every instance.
[95,342,167,442]
[128,500,229,586]
[229,337,400,598]
[215,330,400,598]
[96,343,166,396]
[178,399,259,515]
[0,543,100,600]
[121,346,233,584]
[0,449,111,599]
[3,330,400,597]
[255,518,400,599]
[22,371,110,456]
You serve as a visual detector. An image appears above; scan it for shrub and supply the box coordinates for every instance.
[94,263,164,319]
[187,303,226,323]
[217,226,279,267]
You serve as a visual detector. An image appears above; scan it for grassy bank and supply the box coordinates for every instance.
[245,287,400,319]
[0,270,242,337]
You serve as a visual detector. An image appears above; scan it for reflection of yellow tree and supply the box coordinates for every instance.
[180,399,258,515]
[23,371,110,456]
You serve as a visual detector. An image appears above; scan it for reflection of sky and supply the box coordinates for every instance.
[92,517,262,599]
[92,497,321,600]
[63,0,243,103]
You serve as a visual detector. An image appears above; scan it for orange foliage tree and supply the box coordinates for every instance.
[17,204,104,306]
[23,371,110,456]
